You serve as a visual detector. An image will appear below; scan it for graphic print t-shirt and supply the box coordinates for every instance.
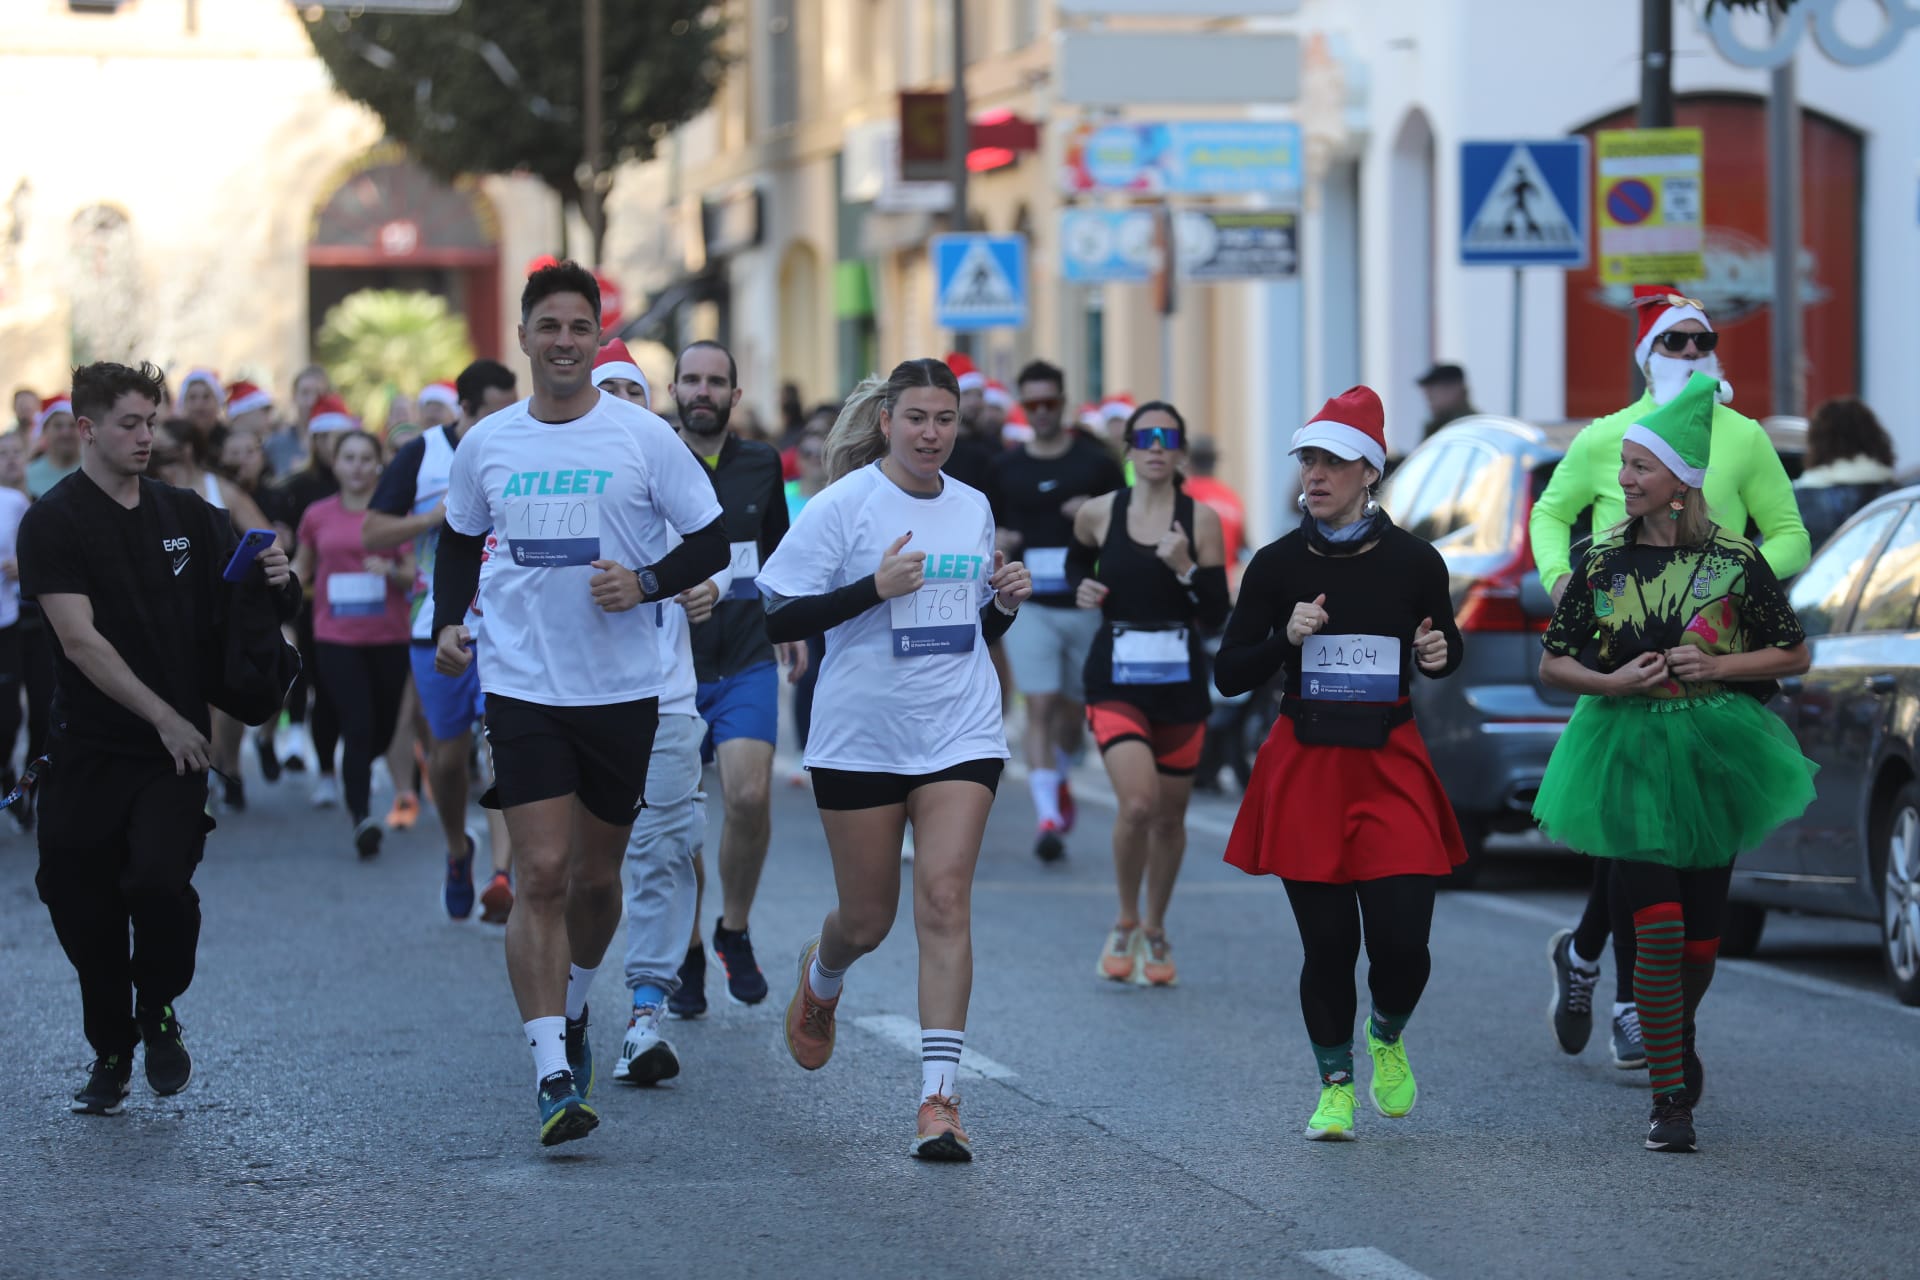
[444,393,723,706]
[756,462,1009,774]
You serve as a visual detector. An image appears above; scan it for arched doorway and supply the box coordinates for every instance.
[307,142,503,358]
[778,240,825,403]
[1388,109,1436,449]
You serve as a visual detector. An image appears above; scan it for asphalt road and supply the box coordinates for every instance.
[1,747,1914,1280]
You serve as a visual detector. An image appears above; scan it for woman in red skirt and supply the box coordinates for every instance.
[1214,386,1465,1142]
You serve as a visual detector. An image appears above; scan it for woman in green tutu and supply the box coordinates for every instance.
[1533,371,1815,1155]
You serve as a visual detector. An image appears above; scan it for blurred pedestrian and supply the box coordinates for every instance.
[1416,363,1477,439]
[27,395,79,498]
[0,431,29,817]
[1793,397,1897,552]
[416,381,459,431]
[264,364,329,478]
[1216,385,1466,1142]
[225,381,275,444]
[11,387,39,436]
[271,395,351,801]
[1182,435,1247,580]
[175,368,223,447]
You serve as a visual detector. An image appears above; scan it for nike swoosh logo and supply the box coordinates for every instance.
[172,552,190,576]
[1037,480,1059,492]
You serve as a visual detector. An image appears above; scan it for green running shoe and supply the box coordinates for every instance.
[1304,1082,1357,1141]
[1366,1022,1417,1118]
[536,1070,598,1147]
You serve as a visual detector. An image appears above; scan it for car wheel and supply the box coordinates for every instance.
[1441,815,1487,890]
[1719,902,1766,958]
[1880,782,1920,1006]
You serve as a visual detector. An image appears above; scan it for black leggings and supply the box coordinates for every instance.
[1283,875,1437,1048]
[1571,859,1638,1004]
[1613,861,1733,941]
[313,642,410,824]
[290,602,341,774]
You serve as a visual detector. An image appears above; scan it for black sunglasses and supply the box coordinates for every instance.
[1130,426,1185,452]
[1021,396,1064,413]
[1655,330,1718,355]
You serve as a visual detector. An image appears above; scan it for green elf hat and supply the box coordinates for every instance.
[1623,370,1714,487]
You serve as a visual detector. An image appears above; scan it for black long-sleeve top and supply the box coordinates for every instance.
[763,574,1017,645]
[1214,523,1463,700]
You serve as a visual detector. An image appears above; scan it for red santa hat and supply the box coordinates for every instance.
[417,380,458,410]
[1100,392,1136,421]
[1289,385,1387,474]
[225,380,272,418]
[984,380,1014,410]
[1076,401,1103,429]
[946,352,986,393]
[34,394,73,431]
[590,340,651,408]
[308,393,357,434]
[1631,285,1713,369]
[177,367,222,401]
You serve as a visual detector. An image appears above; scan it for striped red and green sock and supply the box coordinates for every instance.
[1632,903,1686,1096]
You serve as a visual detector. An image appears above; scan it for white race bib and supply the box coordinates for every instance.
[1300,633,1401,702]
[1027,546,1070,595]
[889,583,977,659]
[326,571,388,618]
[1112,626,1189,685]
[726,540,761,601]
[505,497,601,567]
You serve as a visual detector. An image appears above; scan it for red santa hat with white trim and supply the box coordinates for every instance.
[225,380,272,418]
[984,380,1014,410]
[34,394,72,431]
[417,380,458,411]
[1631,284,1733,403]
[590,339,651,408]
[1100,392,1136,422]
[1076,402,1103,429]
[1289,385,1388,474]
[946,352,986,393]
[307,393,357,434]
[177,367,222,401]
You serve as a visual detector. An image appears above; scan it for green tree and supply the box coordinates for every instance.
[316,290,475,429]
[304,2,726,265]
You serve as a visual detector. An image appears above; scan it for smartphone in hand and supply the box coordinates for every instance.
[222,528,278,583]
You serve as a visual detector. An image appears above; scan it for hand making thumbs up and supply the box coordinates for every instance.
[1414,616,1449,673]
[1286,593,1329,646]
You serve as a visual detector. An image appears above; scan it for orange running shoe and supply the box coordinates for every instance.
[1141,930,1177,987]
[479,871,514,925]
[783,936,839,1071]
[911,1093,973,1162]
[1098,922,1143,983]
[386,791,420,831]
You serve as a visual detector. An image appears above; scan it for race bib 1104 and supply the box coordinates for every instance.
[505,497,601,567]
[1301,633,1400,702]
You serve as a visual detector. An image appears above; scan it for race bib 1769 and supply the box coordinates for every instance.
[888,550,986,658]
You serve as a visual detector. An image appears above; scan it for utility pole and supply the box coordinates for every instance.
[947,0,973,356]
[582,0,605,266]
[1765,0,1804,416]
[1639,0,1674,128]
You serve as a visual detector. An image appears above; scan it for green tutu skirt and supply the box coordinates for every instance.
[1532,691,1817,869]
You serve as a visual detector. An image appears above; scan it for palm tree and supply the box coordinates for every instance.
[316,290,475,429]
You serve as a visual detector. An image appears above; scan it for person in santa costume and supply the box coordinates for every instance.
[416,380,460,431]
[1533,285,1810,1080]
[1215,385,1465,1143]
[1532,371,1814,1153]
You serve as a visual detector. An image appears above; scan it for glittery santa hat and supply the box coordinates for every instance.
[590,339,651,408]
[417,380,458,410]
[946,352,986,393]
[1289,385,1387,474]
[308,393,357,434]
[225,380,272,418]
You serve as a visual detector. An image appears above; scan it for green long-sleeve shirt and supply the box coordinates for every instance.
[1530,392,1811,595]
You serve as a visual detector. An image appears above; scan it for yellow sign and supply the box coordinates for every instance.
[1594,127,1705,284]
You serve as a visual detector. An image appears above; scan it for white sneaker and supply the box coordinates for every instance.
[280,722,314,772]
[611,1002,680,1085]
[310,776,340,809]
[370,758,393,797]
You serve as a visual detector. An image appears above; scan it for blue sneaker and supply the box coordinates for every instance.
[443,829,477,920]
[536,1070,598,1147]
[668,942,708,1019]
[565,1008,594,1099]
[712,920,769,1005]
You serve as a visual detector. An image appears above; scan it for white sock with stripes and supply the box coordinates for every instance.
[921,1028,964,1101]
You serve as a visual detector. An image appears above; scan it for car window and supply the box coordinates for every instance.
[1788,504,1901,639]
[1433,445,1515,554]
[1381,446,1445,525]
[1390,445,1473,542]
[1849,504,1920,634]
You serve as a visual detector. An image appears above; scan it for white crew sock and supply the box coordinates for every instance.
[1053,745,1074,776]
[1612,1000,1636,1018]
[525,1016,569,1083]
[1028,768,1062,826]
[808,952,848,1001]
[1570,950,1600,976]
[921,1028,964,1101]
[566,964,597,1022]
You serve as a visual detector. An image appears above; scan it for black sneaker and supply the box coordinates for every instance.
[222,774,247,814]
[711,919,769,1005]
[1547,929,1599,1055]
[71,1053,133,1115]
[1035,822,1066,864]
[1611,1006,1646,1069]
[1681,1028,1704,1107]
[254,733,282,783]
[668,943,708,1019]
[1645,1093,1697,1153]
[352,816,383,860]
[136,1004,192,1097]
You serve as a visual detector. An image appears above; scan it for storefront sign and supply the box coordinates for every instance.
[1178,209,1299,281]
[1061,121,1303,196]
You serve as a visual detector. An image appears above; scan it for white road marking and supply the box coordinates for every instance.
[1302,1246,1435,1280]
[852,1013,1019,1081]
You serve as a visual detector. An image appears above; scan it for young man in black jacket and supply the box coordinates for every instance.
[21,361,299,1116]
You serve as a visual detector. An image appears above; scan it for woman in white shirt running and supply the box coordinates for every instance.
[757,357,1031,1162]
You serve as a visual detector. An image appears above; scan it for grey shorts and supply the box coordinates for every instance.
[1001,603,1103,701]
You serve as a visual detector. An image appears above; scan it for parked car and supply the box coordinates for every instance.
[1385,413,1808,886]
[1730,484,1920,1005]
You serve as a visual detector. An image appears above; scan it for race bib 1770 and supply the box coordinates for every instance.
[1300,633,1401,702]
[505,497,601,567]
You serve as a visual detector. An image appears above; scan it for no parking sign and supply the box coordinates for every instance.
[1595,128,1706,284]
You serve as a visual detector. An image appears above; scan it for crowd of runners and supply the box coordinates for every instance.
[13,266,1818,1160]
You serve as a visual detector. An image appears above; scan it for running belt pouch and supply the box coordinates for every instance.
[1285,701,1391,749]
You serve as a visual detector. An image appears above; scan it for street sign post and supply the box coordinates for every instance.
[933,234,1029,332]
[1595,127,1706,284]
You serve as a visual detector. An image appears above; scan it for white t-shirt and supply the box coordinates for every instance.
[445,392,723,706]
[756,461,1008,774]
[0,487,30,628]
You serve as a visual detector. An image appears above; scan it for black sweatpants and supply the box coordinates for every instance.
[35,744,214,1057]
[314,642,410,824]
[1571,859,1638,1004]
[20,608,55,764]
[1283,875,1437,1048]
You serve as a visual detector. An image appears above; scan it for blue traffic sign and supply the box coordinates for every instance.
[1459,139,1589,268]
[933,234,1029,331]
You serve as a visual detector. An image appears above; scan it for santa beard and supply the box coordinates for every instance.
[1646,351,1725,405]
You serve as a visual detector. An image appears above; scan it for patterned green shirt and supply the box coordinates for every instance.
[1543,526,1804,700]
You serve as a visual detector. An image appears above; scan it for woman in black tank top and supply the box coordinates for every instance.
[1068,402,1230,989]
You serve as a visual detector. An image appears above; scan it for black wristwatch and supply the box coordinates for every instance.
[634,567,660,601]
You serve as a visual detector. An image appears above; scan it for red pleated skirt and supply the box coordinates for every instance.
[1224,706,1467,883]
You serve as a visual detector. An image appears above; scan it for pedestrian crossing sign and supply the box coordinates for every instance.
[933,234,1029,331]
[1458,139,1589,269]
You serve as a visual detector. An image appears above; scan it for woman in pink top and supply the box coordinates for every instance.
[294,430,414,859]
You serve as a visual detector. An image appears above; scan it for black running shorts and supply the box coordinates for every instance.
[482,694,659,826]
[810,758,1004,811]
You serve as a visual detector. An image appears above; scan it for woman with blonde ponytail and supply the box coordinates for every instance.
[756,357,1033,1162]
